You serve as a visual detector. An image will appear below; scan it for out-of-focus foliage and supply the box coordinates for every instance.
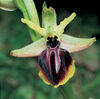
[0,8,100,99]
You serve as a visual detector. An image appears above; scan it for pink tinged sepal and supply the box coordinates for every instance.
[60,34,96,53]
[10,38,47,57]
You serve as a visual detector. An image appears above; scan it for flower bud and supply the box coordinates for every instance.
[0,0,16,11]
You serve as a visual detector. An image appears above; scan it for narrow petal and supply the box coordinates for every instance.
[21,18,47,37]
[11,38,46,57]
[60,34,96,53]
[54,13,76,36]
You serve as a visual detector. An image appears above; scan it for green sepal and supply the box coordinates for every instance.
[42,2,57,30]
[10,38,47,57]
[60,34,96,53]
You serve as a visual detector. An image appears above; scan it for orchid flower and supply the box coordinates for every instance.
[10,3,96,88]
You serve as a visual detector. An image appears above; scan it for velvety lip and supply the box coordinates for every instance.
[38,40,73,86]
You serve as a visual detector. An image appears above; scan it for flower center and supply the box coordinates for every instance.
[47,36,59,48]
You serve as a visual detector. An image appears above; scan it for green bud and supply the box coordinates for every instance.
[0,0,16,11]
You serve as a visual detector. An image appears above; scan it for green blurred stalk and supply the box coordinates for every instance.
[59,83,75,99]
[49,87,58,99]
[14,0,41,41]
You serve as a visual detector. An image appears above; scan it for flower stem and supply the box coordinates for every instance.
[59,83,75,99]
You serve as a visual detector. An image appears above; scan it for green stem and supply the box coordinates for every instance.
[49,87,58,99]
[14,0,41,41]
[59,83,75,99]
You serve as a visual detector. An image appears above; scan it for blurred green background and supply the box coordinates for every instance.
[0,0,100,99]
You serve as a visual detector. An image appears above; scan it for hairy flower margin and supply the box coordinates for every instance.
[10,2,96,88]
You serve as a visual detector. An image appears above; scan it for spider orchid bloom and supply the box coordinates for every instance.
[10,4,96,88]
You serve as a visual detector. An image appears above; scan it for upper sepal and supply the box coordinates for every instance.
[42,2,57,29]
[60,34,96,53]
[10,38,46,57]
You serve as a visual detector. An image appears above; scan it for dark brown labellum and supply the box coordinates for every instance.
[38,36,72,85]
